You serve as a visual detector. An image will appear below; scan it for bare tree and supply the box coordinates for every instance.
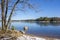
[0,0,37,31]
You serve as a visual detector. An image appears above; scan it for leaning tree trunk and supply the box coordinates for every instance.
[6,0,19,30]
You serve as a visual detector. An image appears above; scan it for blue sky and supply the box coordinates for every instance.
[11,0,60,20]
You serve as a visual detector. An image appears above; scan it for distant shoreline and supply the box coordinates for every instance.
[0,20,60,22]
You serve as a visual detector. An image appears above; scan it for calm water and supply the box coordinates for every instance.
[0,21,60,38]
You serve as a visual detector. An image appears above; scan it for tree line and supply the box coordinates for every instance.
[36,17,60,22]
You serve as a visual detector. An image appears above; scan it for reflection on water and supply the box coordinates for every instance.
[36,21,50,26]
[35,21,60,26]
[22,21,60,26]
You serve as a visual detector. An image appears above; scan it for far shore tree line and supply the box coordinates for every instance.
[36,17,60,22]
[0,17,60,22]
[21,17,60,22]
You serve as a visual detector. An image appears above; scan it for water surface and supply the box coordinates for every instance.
[0,21,60,38]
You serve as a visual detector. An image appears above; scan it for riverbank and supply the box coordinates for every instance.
[0,30,60,40]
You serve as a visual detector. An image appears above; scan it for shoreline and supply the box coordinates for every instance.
[0,30,60,40]
[25,34,60,39]
[17,34,60,40]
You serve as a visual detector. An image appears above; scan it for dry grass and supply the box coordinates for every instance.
[0,30,23,38]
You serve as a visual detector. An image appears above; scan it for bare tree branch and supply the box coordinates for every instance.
[6,0,20,27]
[0,0,39,30]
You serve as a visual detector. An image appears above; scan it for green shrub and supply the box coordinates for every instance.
[11,26,15,30]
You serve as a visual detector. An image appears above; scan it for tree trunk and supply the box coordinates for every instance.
[4,0,8,30]
[1,0,5,30]
[6,0,19,29]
